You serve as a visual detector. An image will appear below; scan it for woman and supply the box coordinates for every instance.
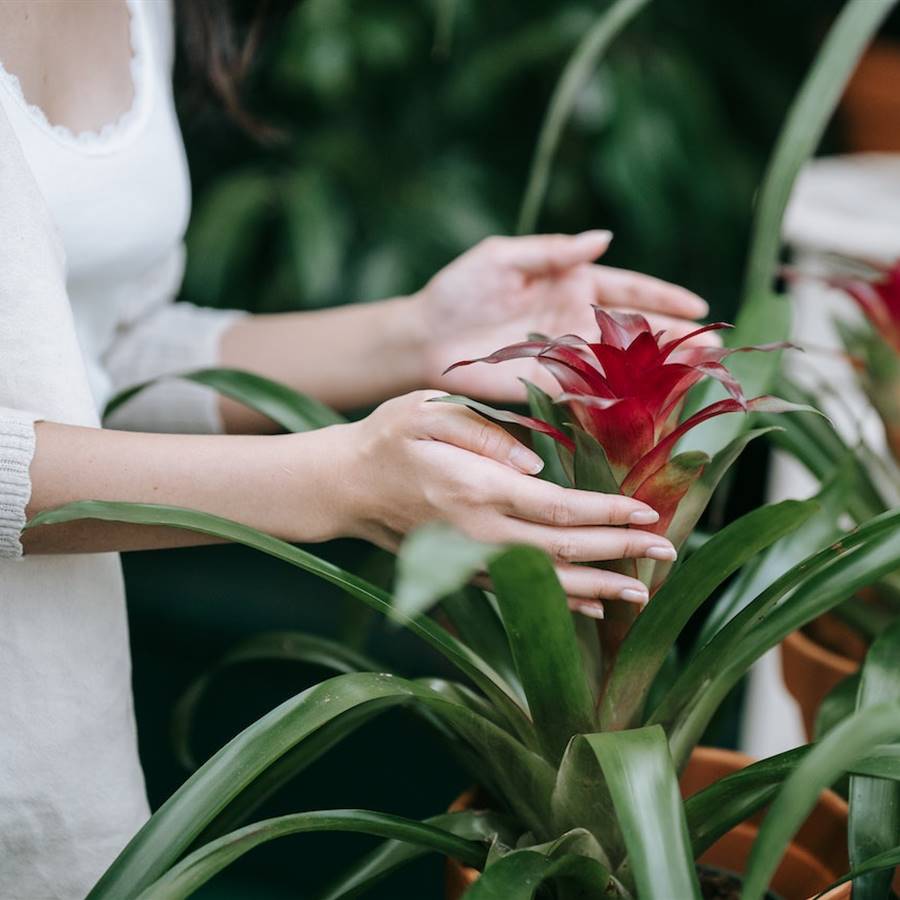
[0,1,709,895]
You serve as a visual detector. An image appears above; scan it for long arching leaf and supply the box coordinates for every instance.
[814,846,900,899]
[600,499,816,731]
[653,509,900,765]
[686,744,900,860]
[172,631,385,769]
[104,368,346,431]
[316,811,518,900]
[86,672,554,899]
[516,0,652,233]
[742,703,900,900]
[694,466,852,652]
[135,810,488,900]
[27,501,532,743]
[849,621,900,899]
[488,545,596,763]
[585,727,701,899]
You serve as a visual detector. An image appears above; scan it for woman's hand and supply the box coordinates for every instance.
[414,231,712,402]
[332,391,677,616]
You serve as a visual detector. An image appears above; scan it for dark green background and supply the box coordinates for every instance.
[124,1,887,896]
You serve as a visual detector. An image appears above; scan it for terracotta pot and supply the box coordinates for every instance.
[445,746,850,900]
[841,39,900,153]
[780,618,860,741]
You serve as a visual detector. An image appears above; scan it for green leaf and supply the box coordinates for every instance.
[517,0,653,233]
[654,508,900,766]
[584,726,701,899]
[440,587,525,707]
[464,848,612,900]
[814,673,860,740]
[135,810,488,900]
[394,524,499,620]
[27,501,533,744]
[316,811,518,900]
[572,426,620,494]
[664,427,780,553]
[171,631,384,769]
[550,737,620,863]
[488,546,596,764]
[600,499,816,731]
[694,465,852,651]
[849,620,900,899]
[104,368,346,432]
[742,703,900,900]
[684,747,808,858]
[853,745,900,781]
[523,380,571,486]
[86,672,555,899]
[815,845,900,899]
[686,744,900,859]
[759,379,888,523]
[684,0,897,455]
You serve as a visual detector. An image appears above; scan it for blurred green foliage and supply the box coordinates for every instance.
[177,0,849,322]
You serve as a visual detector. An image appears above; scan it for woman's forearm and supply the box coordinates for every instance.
[23,421,354,554]
[219,296,427,432]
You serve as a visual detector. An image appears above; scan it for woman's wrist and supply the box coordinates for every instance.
[271,422,367,544]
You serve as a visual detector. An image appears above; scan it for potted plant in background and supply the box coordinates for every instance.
[770,258,900,738]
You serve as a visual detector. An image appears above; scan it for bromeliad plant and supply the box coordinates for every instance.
[831,259,900,466]
[440,307,801,596]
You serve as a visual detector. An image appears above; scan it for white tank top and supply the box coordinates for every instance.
[0,0,192,406]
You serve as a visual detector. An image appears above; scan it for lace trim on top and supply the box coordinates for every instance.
[0,0,151,153]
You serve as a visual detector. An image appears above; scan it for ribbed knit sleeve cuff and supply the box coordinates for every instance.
[0,408,41,560]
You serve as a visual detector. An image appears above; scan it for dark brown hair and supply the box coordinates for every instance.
[175,0,277,139]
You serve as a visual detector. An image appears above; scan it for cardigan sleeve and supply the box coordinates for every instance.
[0,409,42,559]
[101,290,246,434]
[0,108,100,559]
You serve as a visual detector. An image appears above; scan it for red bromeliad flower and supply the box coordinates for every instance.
[443,308,797,545]
[831,260,900,354]
[826,260,900,464]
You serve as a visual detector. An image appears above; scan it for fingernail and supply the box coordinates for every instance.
[572,601,605,620]
[646,544,677,561]
[629,508,660,525]
[620,587,649,605]
[510,446,544,475]
[580,229,613,244]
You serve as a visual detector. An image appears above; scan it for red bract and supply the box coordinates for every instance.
[831,261,900,354]
[447,308,790,534]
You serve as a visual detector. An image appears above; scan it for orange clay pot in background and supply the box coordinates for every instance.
[780,615,863,741]
[841,39,900,153]
[445,746,850,900]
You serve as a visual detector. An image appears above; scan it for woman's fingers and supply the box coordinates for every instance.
[504,478,660,527]
[494,518,676,565]
[419,399,545,475]
[592,265,708,320]
[490,231,613,275]
[555,564,649,606]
